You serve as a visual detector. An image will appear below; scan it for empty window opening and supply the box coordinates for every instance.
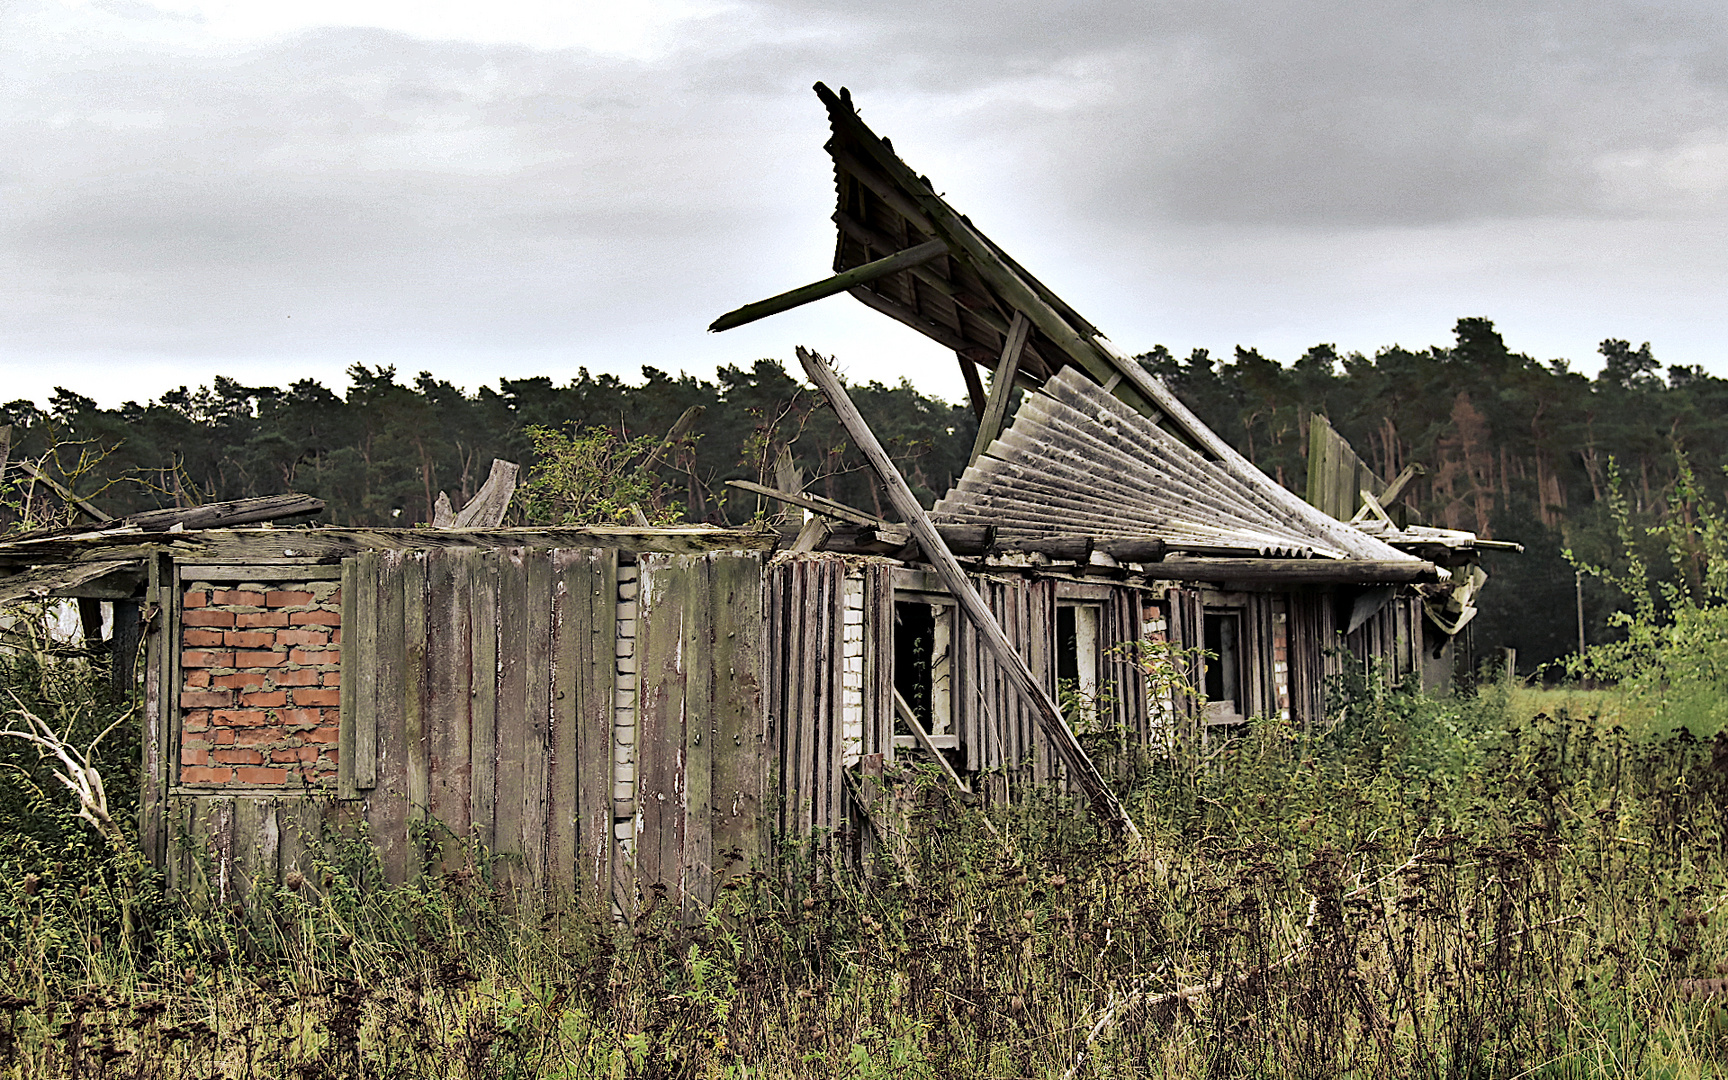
[1056,603,1101,723]
[1203,609,1243,720]
[894,598,955,740]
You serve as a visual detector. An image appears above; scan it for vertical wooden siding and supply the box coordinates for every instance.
[338,547,618,905]
[633,552,768,918]
[765,555,847,836]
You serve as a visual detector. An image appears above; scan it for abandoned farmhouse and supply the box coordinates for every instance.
[0,84,1511,913]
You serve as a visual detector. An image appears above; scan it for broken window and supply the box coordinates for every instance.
[893,597,955,748]
[1056,602,1102,724]
[1202,608,1244,723]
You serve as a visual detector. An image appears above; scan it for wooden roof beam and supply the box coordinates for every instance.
[969,310,1030,466]
[710,240,949,333]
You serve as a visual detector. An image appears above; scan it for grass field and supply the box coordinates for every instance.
[3,657,1728,1077]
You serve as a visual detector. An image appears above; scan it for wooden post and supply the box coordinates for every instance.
[969,311,1030,467]
[796,347,1139,840]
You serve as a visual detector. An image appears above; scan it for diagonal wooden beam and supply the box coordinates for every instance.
[724,479,885,527]
[796,345,1139,841]
[968,310,1030,466]
[956,352,986,419]
[16,461,107,522]
[709,240,949,333]
[893,689,971,795]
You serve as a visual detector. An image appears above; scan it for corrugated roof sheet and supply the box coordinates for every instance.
[933,369,1417,563]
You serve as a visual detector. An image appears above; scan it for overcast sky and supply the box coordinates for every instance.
[6,0,1728,409]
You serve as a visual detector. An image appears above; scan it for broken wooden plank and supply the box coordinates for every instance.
[1150,558,1439,586]
[711,240,949,332]
[797,346,1139,840]
[451,460,520,529]
[643,406,708,472]
[969,310,1031,466]
[893,688,970,795]
[14,460,107,522]
[726,479,884,527]
[0,525,779,566]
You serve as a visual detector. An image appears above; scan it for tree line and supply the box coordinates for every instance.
[5,317,1721,673]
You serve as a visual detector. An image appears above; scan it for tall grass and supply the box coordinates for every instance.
[3,642,1727,1076]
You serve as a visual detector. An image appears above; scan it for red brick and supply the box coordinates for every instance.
[182,590,208,608]
[224,630,276,649]
[292,688,341,707]
[235,650,288,667]
[213,709,269,728]
[212,748,264,765]
[276,708,323,727]
[181,610,235,628]
[179,745,207,766]
[235,611,290,628]
[267,590,315,608]
[270,746,319,764]
[274,669,320,686]
[290,647,337,665]
[212,589,266,606]
[183,669,212,688]
[332,628,343,644]
[240,690,287,707]
[212,671,267,690]
[290,610,341,626]
[183,628,225,647]
[328,588,341,604]
[181,766,233,784]
[306,726,340,745]
[211,729,236,745]
[235,767,287,785]
[232,728,280,746]
[181,650,234,668]
[181,709,211,732]
[322,672,341,686]
[275,628,329,647]
[180,690,232,709]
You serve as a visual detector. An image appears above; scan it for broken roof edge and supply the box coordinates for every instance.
[0,523,780,567]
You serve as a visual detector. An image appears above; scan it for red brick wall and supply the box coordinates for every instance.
[178,580,341,787]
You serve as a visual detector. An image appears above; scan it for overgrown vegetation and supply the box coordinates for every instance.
[3,625,1727,1076]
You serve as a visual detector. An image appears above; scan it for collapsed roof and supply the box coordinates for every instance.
[712,82,1417,572]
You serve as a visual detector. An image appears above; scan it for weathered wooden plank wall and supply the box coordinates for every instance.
[954,575,1061,798]
[334,547,618,906]
[765,555,847,837]
[633,552,768,919]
